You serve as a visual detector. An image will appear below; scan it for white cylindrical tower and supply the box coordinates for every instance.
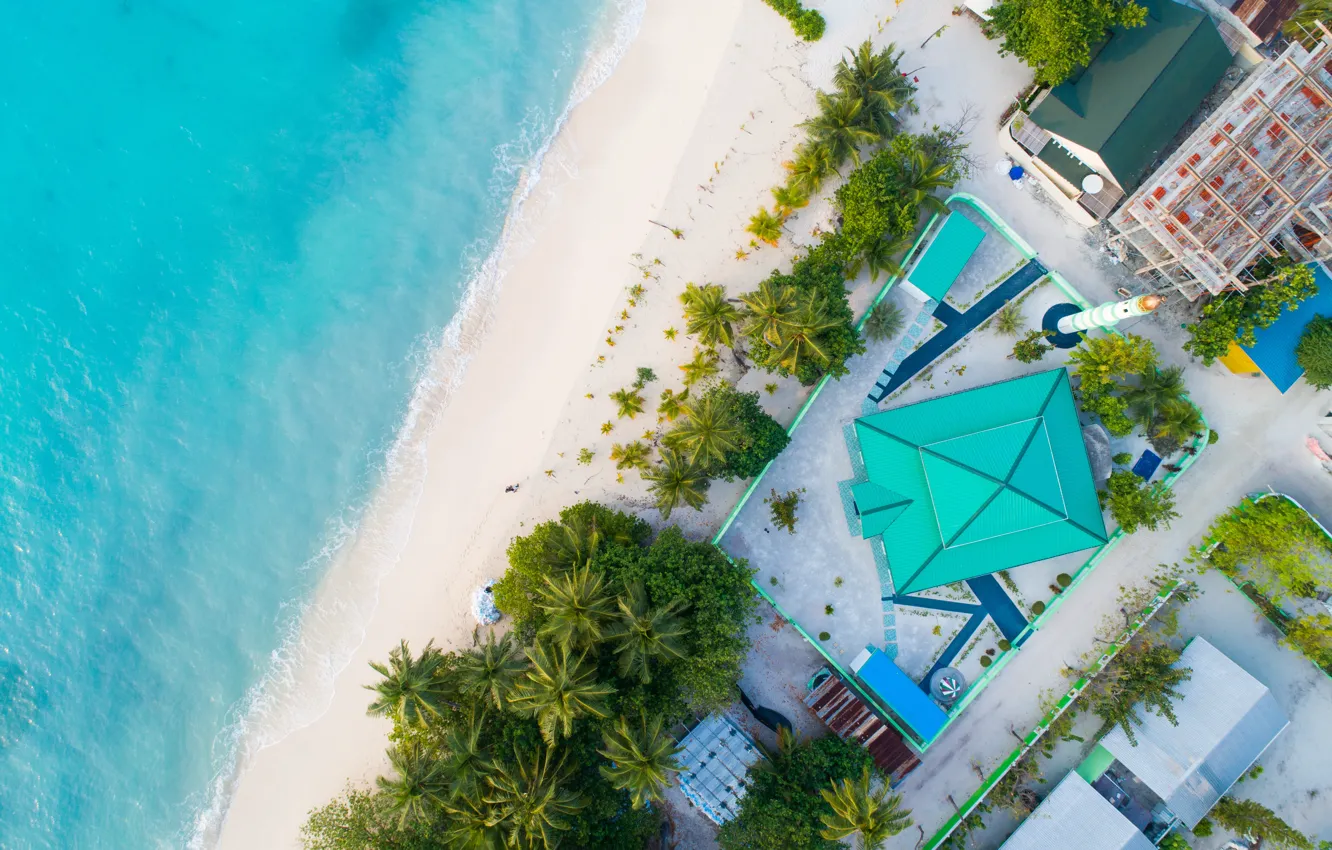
[1056,295,1162,334]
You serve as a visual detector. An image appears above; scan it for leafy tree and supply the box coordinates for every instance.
[1283,612,1332,669]
[301,786,441,850]
[535,564,616,651]
[1069,333,1158,436]
[1083,640,1191,745]
[1296,314,1332,390]
[833,39,914,138]
[598,713,682,809]
[836,134,957,258]
[1013,329,1053,363]
[864,301,906,342]
[484,744,587,850]
[785,142,838,195]
[377,743,449,830]
[607,582,688,683]
[510,643,612,745]
[1157,833,1191,850]
[679,346,721,387]
[1100,469,1179,534]
[819,765,913,848]
[792,8,826,41]
[720,733,875,850]
[995,303,1024,336]
[1122,365,1186,428]
[708,385,790,481]
[598,527,757,712]
[747,207,785,246]
[365,640,453,729]
[1194,496,1332,601]
[610,441,652,471]
[802,91,880,168]
[667,390,743,467]
[1183,264,1319,364]
[772,183,811,217]
[493,502,649,624]
[986,0,1148,86]
[765,488,805,534]
[609,387,645,419]
[456,631,526,711]
[1209,797,1312,849]
[643,449,710,518]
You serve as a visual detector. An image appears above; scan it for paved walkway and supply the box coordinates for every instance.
[868,257,1049,403]
[966,574,1029,643]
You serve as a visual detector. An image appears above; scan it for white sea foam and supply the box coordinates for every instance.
[185,0,646,846]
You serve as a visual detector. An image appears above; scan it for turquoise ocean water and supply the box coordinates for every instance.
[0,0,624,845]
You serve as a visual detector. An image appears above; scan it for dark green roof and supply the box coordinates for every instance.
[1028,0,1232,192]
[1037,139,1094,188]
[852,369,1107,594]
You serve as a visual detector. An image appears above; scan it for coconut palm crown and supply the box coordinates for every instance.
[483,744,586,850]
[598,713,683,809]
[535,563,615,651]
[456,630,526,712]
[607,582,688,683]
[819,765,914,849]
[364,639,453,728]
[509,642,612,746]
[643,449,710,519]
[680,282,740,348]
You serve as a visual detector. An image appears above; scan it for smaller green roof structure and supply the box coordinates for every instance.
[850,368,1107,594]
[901,212,985,302]
[1028,0,1232,192]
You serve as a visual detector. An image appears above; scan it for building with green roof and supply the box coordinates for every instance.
[1028,0,1232,194]
[849,368,1107,595]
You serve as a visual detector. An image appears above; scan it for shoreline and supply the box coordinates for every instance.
[210,0,778,844]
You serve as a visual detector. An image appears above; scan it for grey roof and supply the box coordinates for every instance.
[999,772,1157,850]
[1099,637,1289,828]
[674,715,765,825]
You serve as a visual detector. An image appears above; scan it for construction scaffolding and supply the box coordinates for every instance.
[1109,25,1332,299]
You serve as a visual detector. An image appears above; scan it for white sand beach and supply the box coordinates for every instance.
[210,0,887,844]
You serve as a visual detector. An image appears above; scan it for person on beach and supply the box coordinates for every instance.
[505,484,519,493]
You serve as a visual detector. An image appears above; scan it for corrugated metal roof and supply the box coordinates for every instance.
[999,772,1157,850]
[850,368,1108,593]
[1099,638,1290,829]
[905,212,986,301]
[675,715,765,825]
[851,647,949,741]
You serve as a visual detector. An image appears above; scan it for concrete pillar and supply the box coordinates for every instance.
[1056,294,1163,334]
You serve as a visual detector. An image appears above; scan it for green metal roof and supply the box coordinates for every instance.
[1028,0,1232,192]
[852,369,1107,594]
[904,212,985,301]
[1036,139,1094,189]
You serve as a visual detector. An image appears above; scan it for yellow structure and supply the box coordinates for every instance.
[1219,342,1261,374]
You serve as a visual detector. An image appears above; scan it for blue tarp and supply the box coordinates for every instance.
[1131,449,1161,480]
[1242,263,1332,393]
[854,647,948,741]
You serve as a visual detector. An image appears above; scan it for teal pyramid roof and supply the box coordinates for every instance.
[851,368,1107,594]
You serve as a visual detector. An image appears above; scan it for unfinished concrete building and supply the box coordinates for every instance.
[1109,27,1332,299]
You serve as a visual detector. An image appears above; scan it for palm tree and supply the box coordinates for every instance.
[863,301,905,343]
[1155,398,1203,444]
[802,91,880,167]
[658,387,688,422]
[365,640,452,728]
[746,207,784,247]
[376,742,448,830]
[643,449,710,519]
[898,148,953,213]
[456,631,526,712]
[535,564,615,651]
[679,346,721,387]
[771,183,810,217]
[859,233,908,283]
[784,141,838,195]
[598,713,683,809]
[439,711,493,800]
[819,766,914,848]
[542,512,631,570]
[774,294,840,372]
[1286,0,1332,48]
[610,440,652,471]
[994,303,1024,336]
[834,39,913,138]
[442,798,504,850]
[740,279,799,347]
[680,282,740,348]
[484,744,585,850]
[609,387,645,419]
[668,391,742,467]
[607,582,688,683]
[510,642,612,745]
[1122,365,1186,427]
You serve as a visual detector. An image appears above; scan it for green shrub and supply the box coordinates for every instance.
[1192,819,1213,837]
[1158,831,1192,850]
[1056,573,1072,587]
[1031,600,1046,615]
[1208,429,1219,444]
[979,655,992,667]
[709,386,791,480]
[760,0,826,41]
[1112,451,1133,465]
[818,631,831,641]
[1296,314,1332,389]
[998,639,1012,651]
